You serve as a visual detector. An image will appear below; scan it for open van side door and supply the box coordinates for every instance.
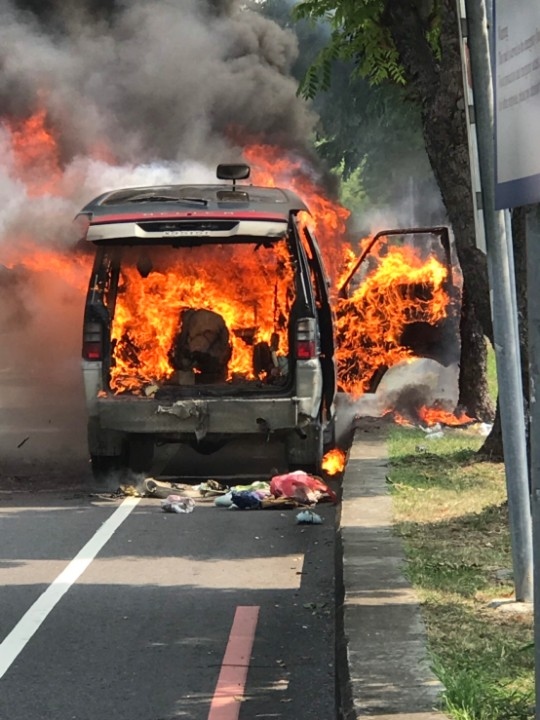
[337,226,459,393]
[293,214,337,420]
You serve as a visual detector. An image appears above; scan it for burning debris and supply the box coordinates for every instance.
[170,309,233,383]
[382,406,475,429]
[106,238,295,395]
[321,448,347,476]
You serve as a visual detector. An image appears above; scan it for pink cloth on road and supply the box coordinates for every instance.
[269,470,337,504]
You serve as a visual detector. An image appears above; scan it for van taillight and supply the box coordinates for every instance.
[296,318,317,359]
[83,322,103,360]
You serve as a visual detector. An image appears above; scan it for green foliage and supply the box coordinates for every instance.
[256,0,438,215]
[332,159,368,214]
[294,0,406,95]
[298,37,341,97]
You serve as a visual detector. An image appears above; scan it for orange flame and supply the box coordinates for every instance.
[110,241,295,393]
[322,448,347,475]
[4,109,63,196]
[0,115,460,419]
[1,229,92,293]
[335,242,450,396]
[386,411,415,426]
[243,144,350,284]
[384,407,473,427]
[417,407,474,427]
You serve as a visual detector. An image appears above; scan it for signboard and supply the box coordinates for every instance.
[494,2,540,208]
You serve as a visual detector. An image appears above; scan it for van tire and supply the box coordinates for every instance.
[286,424,324,476]
[90,454,124,483]
[127,435,154,474]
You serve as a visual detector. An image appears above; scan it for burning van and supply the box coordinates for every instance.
[79,164,336,480]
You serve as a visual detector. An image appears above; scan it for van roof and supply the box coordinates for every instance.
[80,184,309,220]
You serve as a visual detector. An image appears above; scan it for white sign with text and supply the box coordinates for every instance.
[494,1,540,208]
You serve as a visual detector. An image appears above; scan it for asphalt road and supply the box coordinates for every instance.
[0,369,338,720]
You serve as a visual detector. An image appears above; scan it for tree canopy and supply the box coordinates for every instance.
[255,0,440,219]
[257,0,496,428]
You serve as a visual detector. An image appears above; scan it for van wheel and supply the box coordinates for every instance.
[127,435,154,474]
[90,454,124,483]
[286,425,324,476]
[323,415,336,453]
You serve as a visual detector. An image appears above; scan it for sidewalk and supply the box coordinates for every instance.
[339,423,449,719]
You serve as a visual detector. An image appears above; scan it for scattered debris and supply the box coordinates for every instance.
[120,484,145,497]
[197,479,228,497]
[487,598,532,615]
[99,467,336,515]
[270,470,337,504]
[231,490,264,510]
[303,601,327,613]
[161,494,195,514]
[214,492,234,508]
[145,477,187,498]
[296,510,323,525]
[422,423,442,434]
[260,496,304,509]
[476,422,493,437]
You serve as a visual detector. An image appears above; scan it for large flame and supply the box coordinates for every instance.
[244,143,350,285]
[244,144,456,402]
[2,109,462,421]
[4,109,63,197]
[335,242,450,396]
[1,108,92,290]
[110,241,295,393]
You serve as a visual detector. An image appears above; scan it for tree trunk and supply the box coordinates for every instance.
[457,289,494,421]
[383,0,494,421]
[479,399,503,460]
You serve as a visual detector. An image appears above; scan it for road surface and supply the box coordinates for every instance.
[0,368,338,720]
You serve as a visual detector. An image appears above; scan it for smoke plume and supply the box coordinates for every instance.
[0,0,319,471]
[1,0,315,172]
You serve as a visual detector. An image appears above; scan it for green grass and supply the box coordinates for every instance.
[388,426,534,720]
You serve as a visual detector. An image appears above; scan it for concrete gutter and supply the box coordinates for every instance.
[338,424,449,719]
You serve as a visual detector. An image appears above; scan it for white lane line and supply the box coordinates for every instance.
[0,496,140,680]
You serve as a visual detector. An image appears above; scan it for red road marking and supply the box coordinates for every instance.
[207,605,260,720]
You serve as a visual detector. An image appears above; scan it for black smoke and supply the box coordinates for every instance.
[1,0,316,168]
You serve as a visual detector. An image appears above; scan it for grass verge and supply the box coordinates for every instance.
[388,425,534,720]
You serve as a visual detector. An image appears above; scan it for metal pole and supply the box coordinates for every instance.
[527,206,540,718]
[464,0,533,601]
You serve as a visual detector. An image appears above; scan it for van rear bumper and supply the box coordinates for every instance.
[94,395,317,440]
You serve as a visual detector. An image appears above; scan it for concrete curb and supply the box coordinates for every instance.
[339,425,449,719]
